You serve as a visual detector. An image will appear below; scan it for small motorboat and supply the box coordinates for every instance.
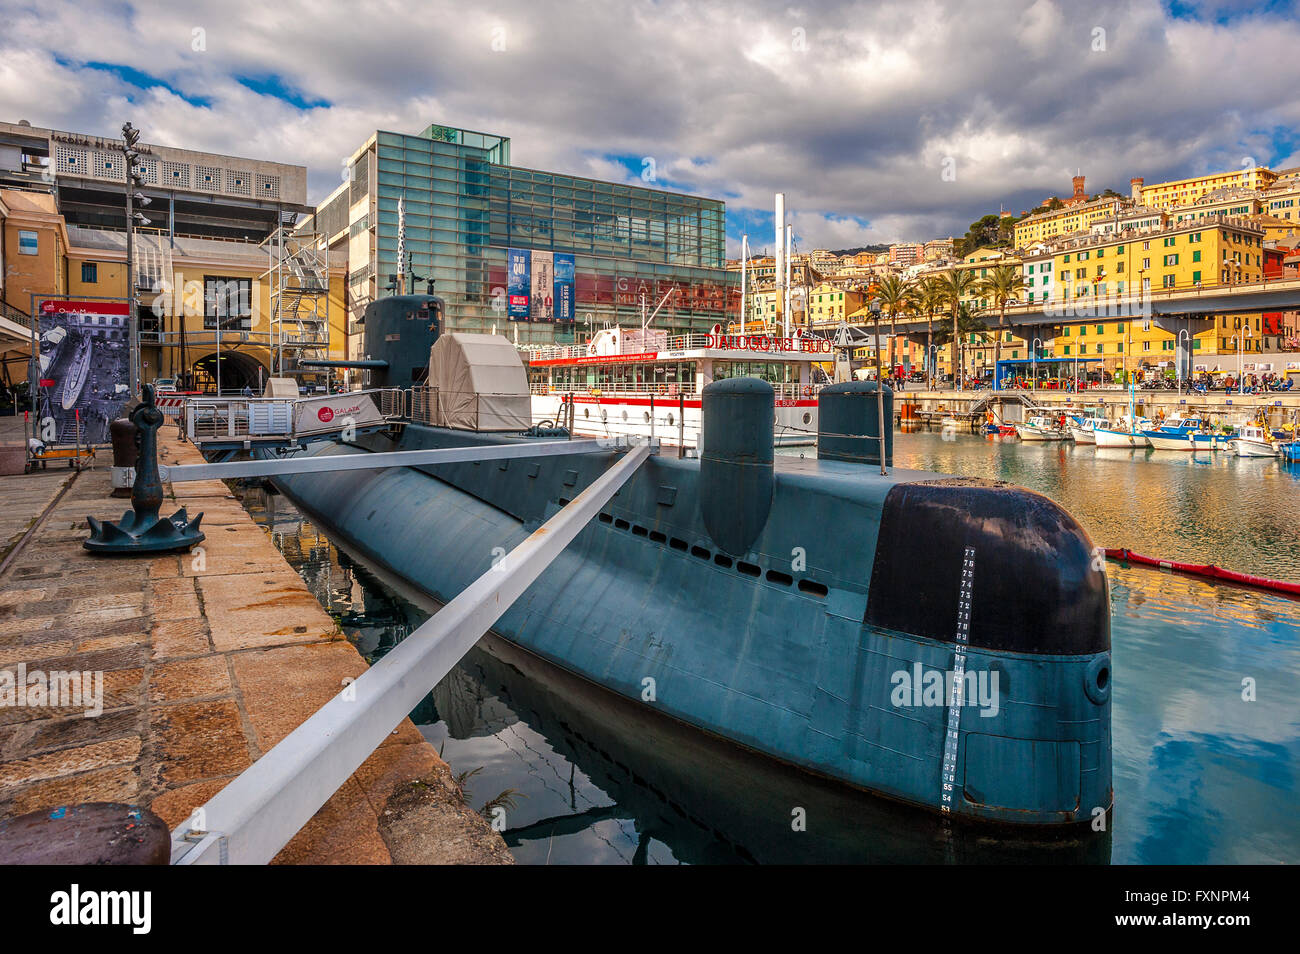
[1015,415,1067,441]
[1229,423,1279,458]
[1142,415,1208,451]
[1093,415,1153,448]
[1068,416,1106,444]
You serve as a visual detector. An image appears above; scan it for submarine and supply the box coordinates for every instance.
[269,291,1112,830]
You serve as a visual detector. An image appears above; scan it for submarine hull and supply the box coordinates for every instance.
[268,423,1112,828]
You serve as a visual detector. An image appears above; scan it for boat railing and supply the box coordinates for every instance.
[528,380,817,400]
[409,386,438,426]
[529,381,700,397]
[520,331,823,363]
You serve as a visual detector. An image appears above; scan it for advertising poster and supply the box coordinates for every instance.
[554,253,575,322]
[35,299,131,445]
[507,248,531,319]
[530,250,554,321]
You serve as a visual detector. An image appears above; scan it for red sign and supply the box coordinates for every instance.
[39,299,130,315]
[317,406,335,423]
[529,351,658,367]
[706,334,832,353]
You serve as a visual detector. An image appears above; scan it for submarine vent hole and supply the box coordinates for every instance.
[1097,667,1109,690]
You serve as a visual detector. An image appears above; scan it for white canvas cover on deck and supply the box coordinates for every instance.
[428,333,531,431]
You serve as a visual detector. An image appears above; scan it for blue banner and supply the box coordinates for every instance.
[554,253,575,322]
[507,248,530,320]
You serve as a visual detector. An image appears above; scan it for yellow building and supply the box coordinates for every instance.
[1261,179,1300,223]
[0,119,339,393]
[0,191,347,392]
[1013,196,1125,248]
[1137,166,1278,210]
[1043,218,1265,372]
[807,282,866,324]
[0,188,68,310]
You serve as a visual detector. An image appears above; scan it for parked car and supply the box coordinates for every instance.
[153,377,178,393]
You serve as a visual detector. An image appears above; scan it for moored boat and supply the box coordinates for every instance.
[1015,415,1067,441]
[1092,415,1153,448]
[522,327,827,448]
[1142,415,1208,452]
[1068,415,1106,444]
[1229,423,1278,457]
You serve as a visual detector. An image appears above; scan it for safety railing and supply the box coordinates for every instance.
[183,388,406,443]
[409,387,437,426]
[169,438,652,864]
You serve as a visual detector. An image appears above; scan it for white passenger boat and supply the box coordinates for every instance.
[1229,423,1279,458]
[521,327,831,448]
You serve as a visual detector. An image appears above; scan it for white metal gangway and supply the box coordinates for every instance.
[182,388,406,447]
[168,436,653,864]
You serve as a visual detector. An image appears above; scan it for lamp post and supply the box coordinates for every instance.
[870,298,886,476]
[1238,326,1252,394]
[121,122,149,397]
[1177,329,1190,396]
[1032,336,1043,392]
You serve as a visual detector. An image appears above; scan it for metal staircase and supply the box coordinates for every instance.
[262,225,331,378]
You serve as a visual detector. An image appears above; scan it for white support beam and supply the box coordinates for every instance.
[138,438,625,484]
[170,440,652,865]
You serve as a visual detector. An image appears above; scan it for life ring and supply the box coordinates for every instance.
[802,385,813,397]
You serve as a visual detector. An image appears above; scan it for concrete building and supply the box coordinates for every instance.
[922,237,954,261]
[0,118,340,392]
[888,243,922,265]
[1169,187,1261,224]
[315,121,733,359]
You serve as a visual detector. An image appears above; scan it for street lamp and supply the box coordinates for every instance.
[869,298,887,476]
[121,122,143,397]
[1177,329,1190,396]
[1238,326,1253,394]
[1032,336,1043,391]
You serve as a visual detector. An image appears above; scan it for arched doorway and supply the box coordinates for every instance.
[191,351,268,395]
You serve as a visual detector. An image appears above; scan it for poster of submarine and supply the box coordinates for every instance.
[35,298,132,446]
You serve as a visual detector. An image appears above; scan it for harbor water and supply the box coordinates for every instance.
[241,429,1300,864]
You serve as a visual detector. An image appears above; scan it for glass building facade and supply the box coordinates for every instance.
[327,122,734,344]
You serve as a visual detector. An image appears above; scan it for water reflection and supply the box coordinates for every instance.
[242,453,1300,864]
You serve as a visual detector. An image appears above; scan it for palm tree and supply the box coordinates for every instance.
[936,268,978,388]
[872,274,912,378]
[975,264,1029,382]
[913,276,946,389]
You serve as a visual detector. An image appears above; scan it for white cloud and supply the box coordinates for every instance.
[1,0,1299,249]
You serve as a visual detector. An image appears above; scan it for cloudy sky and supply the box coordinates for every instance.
[2,0,1298,255]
